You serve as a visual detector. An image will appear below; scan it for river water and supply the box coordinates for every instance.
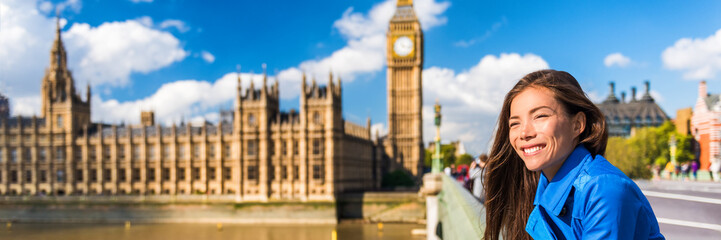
[0,222,425,240]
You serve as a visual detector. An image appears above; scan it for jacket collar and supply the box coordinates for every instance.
[533,145,593,216]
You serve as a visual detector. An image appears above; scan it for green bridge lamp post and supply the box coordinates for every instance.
[422,100,444,240]
[432,100,442,173]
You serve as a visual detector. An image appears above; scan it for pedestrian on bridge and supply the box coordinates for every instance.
[468,154,487,202]
[483,70,664,240]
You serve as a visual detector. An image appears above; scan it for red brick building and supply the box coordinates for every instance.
[691,81,720,170]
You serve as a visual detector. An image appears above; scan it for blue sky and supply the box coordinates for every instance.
[2,0,721,155]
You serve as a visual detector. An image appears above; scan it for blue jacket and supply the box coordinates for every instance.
[525,145,665,240]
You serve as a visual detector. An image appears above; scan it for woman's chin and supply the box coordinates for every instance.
[523,162,543,172]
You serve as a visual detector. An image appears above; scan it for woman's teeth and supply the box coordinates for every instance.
[524,146,543,154]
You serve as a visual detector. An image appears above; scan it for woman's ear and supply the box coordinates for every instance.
[573,112,586,137]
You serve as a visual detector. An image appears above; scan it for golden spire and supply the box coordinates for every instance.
[261,63,267,92]
[397,0,413,6]
[236,64,242,92]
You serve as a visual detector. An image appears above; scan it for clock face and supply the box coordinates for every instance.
[393,36,414,57]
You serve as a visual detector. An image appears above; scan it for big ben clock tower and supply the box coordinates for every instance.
[386,0,424,177]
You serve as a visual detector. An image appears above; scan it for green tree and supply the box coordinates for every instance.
[673,133,696,164]
[606,136,652,179]
[424,149,433,168]
[604,121,695,179]
[456,153,474,166]
[440,144,457,167]
[423,144,458,168]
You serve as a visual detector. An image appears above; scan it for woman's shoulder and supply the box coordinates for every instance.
[574,154,641,197]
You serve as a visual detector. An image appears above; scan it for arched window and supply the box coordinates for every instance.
[248,113,256,127]
[313,111,322,124]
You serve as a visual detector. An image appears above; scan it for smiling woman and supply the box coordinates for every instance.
[483,70,665,240]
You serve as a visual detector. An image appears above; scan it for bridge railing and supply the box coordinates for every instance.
[423,173,487,240]
[437,174,486,239]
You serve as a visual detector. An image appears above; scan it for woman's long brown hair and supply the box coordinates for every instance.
[483,70,607,240]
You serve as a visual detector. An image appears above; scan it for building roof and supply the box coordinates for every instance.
[703,94,721,111]
[596,81,670,136]
[598,100,670,123]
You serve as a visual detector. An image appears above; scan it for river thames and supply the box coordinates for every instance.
[0,222,425,240]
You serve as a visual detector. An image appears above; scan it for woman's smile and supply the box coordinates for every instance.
[508,86,583,180]
[521,144,546,156]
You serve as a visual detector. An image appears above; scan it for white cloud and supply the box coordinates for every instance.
[276,0,450,99]
[82,0,450,124]
[134,16,153,27]
[586,91,604,103]
[0,0,59,98]
[604,52,632,68]
[159,19,190,33]
[454,16,507,48]
[63,19,188,87]
[38,1,53,13]
[4,0,452,139]
[371,123,388,140]
[10,95,42,117]
[190,112,219,126]
[650,90,664,103]
[92,73,266,125]
[56,0,82,13]
[200,50,215,63]
[0,0,186,112]
[662,28,721,80]
[423,53,550,155]
[133,17,190,33]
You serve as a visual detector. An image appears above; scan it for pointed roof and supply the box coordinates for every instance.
[391,0,417,22]
[596,81,670,136]
[51,17,68,69]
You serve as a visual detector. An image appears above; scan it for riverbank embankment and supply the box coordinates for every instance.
[0,192,425,224]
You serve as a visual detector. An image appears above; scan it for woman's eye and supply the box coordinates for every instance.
[535,114,548,119]
[509,122,519,128]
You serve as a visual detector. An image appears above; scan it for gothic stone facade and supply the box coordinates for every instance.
[0,20,381,201]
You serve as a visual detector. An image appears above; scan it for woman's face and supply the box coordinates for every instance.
[508,87,583,179]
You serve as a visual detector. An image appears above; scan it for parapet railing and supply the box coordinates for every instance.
[436,174,485,239]
[0,194,240,203]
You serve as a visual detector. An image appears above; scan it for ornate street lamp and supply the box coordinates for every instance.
[432,100,442,173]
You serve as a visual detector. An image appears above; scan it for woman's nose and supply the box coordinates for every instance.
[520,121,535,140]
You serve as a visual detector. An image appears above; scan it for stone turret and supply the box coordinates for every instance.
[603,82,619,103]
[640,80,654,102]
[41,17,90,131]
[0,92,8,119]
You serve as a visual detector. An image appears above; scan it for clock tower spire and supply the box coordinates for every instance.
[385,0,424,177]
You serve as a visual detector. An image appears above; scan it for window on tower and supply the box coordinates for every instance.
[248,113,256,127]
[313,111,322,124]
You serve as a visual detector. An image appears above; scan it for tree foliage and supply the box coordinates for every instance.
[606,136,652,179]
[456,153,474,166]
[423,144,459,168]
[604,121,695,179]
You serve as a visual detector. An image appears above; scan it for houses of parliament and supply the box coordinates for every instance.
[0,0,424,201]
